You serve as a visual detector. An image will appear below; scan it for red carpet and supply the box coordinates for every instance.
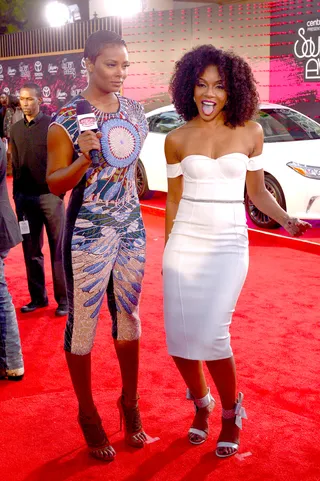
[1,208,320,481]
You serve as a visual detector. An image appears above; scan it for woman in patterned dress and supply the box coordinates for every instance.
[46,30,148,462]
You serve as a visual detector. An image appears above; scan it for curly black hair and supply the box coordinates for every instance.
[169,45,259,127]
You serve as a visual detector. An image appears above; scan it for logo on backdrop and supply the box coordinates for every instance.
[43,86,51,97]
[71,84,82,97]
[0,64,3,81]
[62,58,76,78]
[7,67,17,77]
[294,15,320,81]
[19,62,31,79]
[3,87,10,95]
[57,89,68,101]
[34,61,42,73]
[42,86,51,104]
[34,61,43,80]
[48,63,59,75]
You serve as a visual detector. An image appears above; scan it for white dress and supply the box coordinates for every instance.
[163,153,263,361]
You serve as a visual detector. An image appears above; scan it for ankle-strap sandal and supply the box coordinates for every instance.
[216,392,247,458]
[117,391,147,448]
[78,407,116,462]
[187,387,216,445]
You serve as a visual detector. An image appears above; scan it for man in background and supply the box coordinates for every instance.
[0,92,8,140]
[10,83,67,316]
[0,138,24,380]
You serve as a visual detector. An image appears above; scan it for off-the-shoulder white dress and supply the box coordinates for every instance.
[163,153,263,360]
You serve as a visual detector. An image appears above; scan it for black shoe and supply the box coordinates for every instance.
[0,367,24,381]
[20,301,48,313]
[55,305,68,317]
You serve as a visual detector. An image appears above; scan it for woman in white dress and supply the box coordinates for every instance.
[162,45,311,458]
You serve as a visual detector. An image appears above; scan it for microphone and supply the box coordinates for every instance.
[76,99,100,168]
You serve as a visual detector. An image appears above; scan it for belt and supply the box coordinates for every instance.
[182,196,244,204]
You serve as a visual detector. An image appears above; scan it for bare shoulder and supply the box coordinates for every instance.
[165,124,186,149]
[245,120,263,137]
[165,124,189,163]
[48,122,72,144]
[244,120,264,157]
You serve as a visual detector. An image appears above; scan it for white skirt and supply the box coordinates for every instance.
[163,198,249,361]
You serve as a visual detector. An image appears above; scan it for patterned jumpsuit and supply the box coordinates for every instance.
[51,95,148,355]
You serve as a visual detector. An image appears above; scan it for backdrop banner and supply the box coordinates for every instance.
[270,10,320,122]
[0,53,88,115]
[293,14,320,83]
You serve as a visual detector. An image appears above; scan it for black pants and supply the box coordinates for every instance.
[14,192,67,307]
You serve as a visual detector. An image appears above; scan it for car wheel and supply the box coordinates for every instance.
[136,159,154,200]
[245,174,286,229]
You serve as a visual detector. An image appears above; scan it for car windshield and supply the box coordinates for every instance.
[148,111,185,133]
[257,109,320,143]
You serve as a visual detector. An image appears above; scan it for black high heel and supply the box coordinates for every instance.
[78,407,116,462]
[117,391,147,448]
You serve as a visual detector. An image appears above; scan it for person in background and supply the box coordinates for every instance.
[163,45,311,459]
[4,95,24,139]
[10,83,67,317]
[0,138,24,381]
[3,95,24,176]
[0,92,8,140]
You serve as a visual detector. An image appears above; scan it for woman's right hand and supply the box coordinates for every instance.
[78,131,102,161]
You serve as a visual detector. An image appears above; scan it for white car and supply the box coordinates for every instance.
[136,103,320,229]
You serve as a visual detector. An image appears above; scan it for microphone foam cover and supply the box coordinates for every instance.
[76,99,92,115]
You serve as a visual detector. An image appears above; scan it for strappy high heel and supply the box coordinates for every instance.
[187,387,216,445]
[117,390,147,448]
[78,407,116,462]
[216,392,247,458]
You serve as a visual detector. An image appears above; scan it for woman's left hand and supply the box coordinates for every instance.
[283,217,312,237]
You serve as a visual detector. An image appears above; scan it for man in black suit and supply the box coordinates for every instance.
[0,139,24,380]
[10,83,67,316]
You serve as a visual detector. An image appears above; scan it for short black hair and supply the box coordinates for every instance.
[21,83,42,98]
[84,30,127,64]
[170,45,259,128]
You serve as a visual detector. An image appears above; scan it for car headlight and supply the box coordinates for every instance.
[287,162,320,179]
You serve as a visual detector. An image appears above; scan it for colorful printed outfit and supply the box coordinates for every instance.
[52,95,148,355]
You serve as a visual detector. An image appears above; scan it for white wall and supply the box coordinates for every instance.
[89,0,209,19]
[147,1,210,10]
[146,0,174,11]
[147,0,210,10]
[173,2,210,8]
